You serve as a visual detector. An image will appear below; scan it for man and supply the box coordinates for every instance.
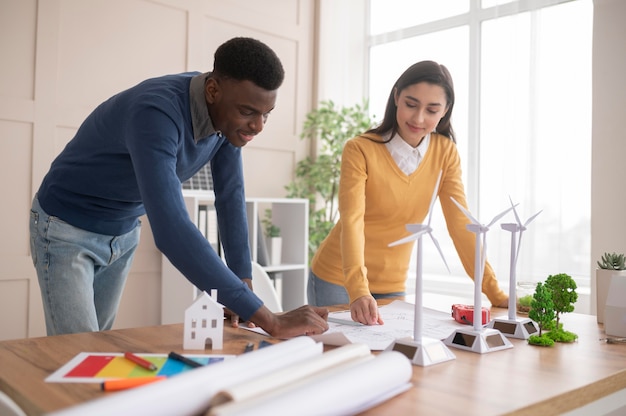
[30,37,328,338]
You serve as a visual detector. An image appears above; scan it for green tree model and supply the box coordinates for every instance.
[544,273,578,343]
[545,273,578,328]
[528,282,556,346]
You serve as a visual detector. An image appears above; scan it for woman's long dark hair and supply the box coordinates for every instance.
[366,60,456,143]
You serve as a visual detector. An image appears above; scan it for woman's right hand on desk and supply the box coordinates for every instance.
[251,305,330,339]
[350,295,385,326]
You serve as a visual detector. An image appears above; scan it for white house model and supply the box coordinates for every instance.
[183,289,224,350]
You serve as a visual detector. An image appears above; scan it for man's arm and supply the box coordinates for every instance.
[127,104,262,321]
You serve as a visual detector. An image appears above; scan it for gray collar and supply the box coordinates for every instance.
[190,72,221,142]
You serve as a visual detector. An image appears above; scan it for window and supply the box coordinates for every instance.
[368,0,592,301]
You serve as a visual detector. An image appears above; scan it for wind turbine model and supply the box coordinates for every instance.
[487,197,542,339]
[443,198,515,354]
[385,171,456,366]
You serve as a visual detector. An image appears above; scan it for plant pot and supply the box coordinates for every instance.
[595,269,626,324]
[516,281,537,315]
[269,237,282,266]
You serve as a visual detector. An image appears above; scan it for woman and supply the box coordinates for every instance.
[308,60,508,325]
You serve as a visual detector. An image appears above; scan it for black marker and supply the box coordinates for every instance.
[168,351,203,368]
[259,340,273,349]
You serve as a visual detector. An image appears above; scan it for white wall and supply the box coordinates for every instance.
[0,0,315,339]
[316,0,367,107]
[590,0,626,316]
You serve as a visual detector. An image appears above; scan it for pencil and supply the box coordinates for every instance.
[123,352,157,371]
[101,376,166,392]
[168,351,203,368]
[327,316,364,326]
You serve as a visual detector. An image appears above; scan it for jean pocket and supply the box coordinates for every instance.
[29,210,39,265]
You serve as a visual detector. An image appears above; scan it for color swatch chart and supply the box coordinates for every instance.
[46,352,233,383]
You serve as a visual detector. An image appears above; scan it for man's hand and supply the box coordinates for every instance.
[250,305,329,339]
[350,295,384,326]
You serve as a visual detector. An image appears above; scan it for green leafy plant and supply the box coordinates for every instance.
[286,100,375,262]
[597,252,626,270]
[528,282,556,347]
[261,209,280,238]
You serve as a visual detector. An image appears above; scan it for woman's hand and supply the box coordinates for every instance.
[350,295,385,325]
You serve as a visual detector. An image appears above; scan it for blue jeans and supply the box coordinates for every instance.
[29,196,141,335]
[307,270,405,306]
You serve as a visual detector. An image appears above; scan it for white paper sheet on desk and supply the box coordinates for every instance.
[311,300,463,350]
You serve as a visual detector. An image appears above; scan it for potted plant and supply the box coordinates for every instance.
[262,209,282,266]
[285,100,375,262]
[596,252,626,324]
[516,281,536,314]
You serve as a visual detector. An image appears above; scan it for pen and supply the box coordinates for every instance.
[168,351,203,368]
[328,316,364,326]
[123,352,157,371]
[243,342,254,353]
[101,376,166,392]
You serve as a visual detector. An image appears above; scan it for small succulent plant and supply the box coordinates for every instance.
[597,252,626,270]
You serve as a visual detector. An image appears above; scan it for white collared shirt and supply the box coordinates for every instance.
[385,132,430,175]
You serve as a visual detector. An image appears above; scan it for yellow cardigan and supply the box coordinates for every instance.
[311,133,507,306]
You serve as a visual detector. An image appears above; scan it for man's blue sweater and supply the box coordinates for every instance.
[36,72,262,320]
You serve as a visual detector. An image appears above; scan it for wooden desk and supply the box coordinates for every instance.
[1,309,625,416]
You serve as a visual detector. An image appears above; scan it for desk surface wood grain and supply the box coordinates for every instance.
[1,304,625,416]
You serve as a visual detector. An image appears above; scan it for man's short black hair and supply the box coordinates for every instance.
[213,37,285,91]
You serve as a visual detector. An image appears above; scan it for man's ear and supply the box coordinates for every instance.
[205,77,220,104]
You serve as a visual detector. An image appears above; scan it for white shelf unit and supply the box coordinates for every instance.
[245,197,309,311]
[161,191,309,324]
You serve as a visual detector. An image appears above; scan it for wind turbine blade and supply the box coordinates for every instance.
[524,209,543,227]
[427,170,443,227]
[450,197,479,224]
[514,209,541,267]
[388,230,427,247]
[406,224,429,234]
[509,195,522,226]
[428,232,451,274]
[486,204,516,227]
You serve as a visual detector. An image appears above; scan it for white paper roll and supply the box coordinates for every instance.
[209,342,372,407]
[208,351,413,416]
[47,337,322,416]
